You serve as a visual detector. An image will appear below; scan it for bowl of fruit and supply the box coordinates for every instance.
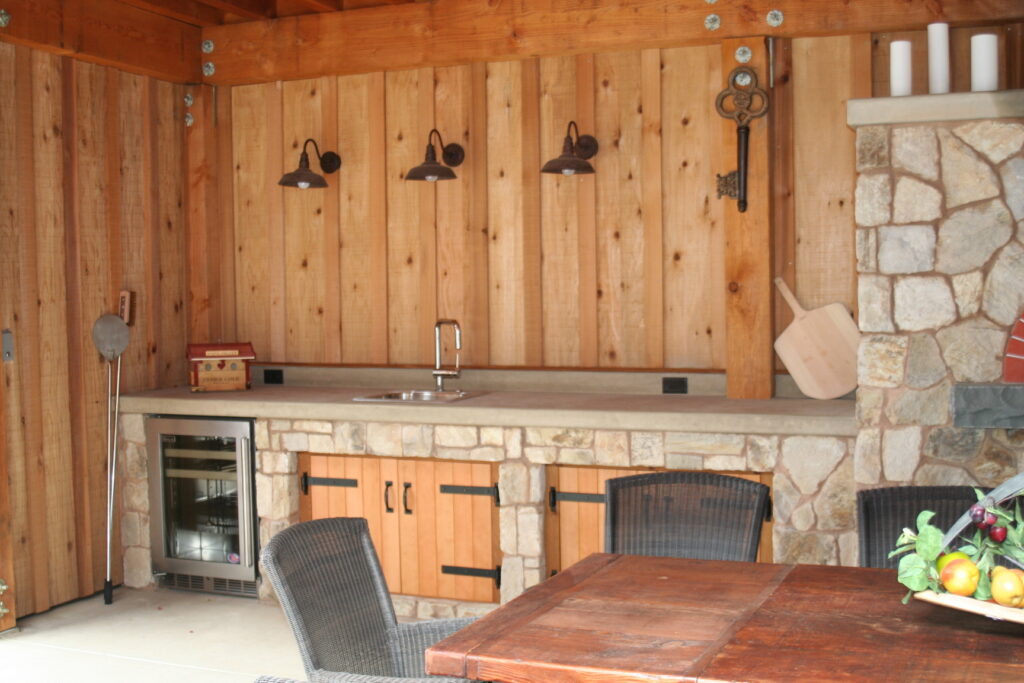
[889,474,1024,624]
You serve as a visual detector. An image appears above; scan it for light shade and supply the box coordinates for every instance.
[279,138,341,188]
[406,129,464,182]
[542,121,598,176]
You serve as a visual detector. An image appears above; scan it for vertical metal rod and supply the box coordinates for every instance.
[103,362,114,604]
[737,125,750,213]
[767,37,775,88]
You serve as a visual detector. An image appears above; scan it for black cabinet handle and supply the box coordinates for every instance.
[384,481,394,513]
[403,482,412,515]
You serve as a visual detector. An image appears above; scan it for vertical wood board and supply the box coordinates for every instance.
[661,45,725,370]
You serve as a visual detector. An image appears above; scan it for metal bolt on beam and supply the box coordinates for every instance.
[735,46,752,63]
[0,9,11,28]
[202,62,215,77]
[704,14,721,31]
[184,93,194,107]
[202,40,215,54]
[184,113,194,128]
[767,10,784,27]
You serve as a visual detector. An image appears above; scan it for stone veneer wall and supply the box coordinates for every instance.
[853,117,1024,491]
[118,413,855,612]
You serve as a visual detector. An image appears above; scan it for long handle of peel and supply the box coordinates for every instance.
[104,357,123,605]
[104,362,113,595]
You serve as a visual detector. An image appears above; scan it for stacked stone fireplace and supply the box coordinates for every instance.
[851,94,1024,491]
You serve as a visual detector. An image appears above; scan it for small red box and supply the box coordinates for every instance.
[187,343,256,392]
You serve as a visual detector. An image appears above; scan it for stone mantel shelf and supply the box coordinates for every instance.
[847,89,1024,127]
[120,386,856,437]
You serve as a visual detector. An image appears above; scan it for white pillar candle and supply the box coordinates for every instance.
[971,34,999,92]
[927,23,950,94]
[890,40,912,97]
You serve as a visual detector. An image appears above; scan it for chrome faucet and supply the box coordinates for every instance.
[433,319,462,392]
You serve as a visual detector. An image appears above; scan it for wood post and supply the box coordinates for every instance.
[720,38,773,399]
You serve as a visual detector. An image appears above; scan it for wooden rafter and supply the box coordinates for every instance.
[285,0,342,11]
[116,0,225,27]
[195,0,273,21]
[0,0,200,82]
[200,0,1024,85]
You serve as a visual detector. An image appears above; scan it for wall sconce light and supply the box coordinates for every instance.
[541,121,598,176]
[406,129,465,182]
[279,138,341,189]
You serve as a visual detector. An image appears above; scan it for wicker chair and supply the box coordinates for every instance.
[260,517,475,683]
[857,485,981,569]
[604,471,770,562]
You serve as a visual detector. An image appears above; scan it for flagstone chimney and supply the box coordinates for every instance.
[848,91,1024,495]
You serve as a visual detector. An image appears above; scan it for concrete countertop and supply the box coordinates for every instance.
[121,386,856,436]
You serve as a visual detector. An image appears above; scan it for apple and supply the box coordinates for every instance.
[940,558,980,597]
[990,569,1024,608]
[936,551,970,573]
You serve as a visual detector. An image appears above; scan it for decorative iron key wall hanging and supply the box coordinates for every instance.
[715,66,769,213]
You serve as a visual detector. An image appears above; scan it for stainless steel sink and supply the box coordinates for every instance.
[353,390,476,403]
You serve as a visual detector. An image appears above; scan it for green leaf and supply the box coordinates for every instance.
[897,553,931,592]
[957,544,978,556]
[916,509,936,529]
[887,544,914,559]
[975,570,992,601]
[915,522,943,562]
[974,487,986,502]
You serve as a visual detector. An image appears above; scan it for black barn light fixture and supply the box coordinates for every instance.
[541,120,598,176]
[279,138,341,189]
[406,128,465,182]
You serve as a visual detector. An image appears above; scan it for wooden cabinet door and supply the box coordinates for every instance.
[300,454,499,602]
[299,454,399,589]
[432,461,500,603]
[545,466,774,573]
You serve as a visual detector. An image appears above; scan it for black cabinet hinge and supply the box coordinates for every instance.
[548,486,604,512]
[441,564,501,589]
[439,483,500,506]
[300,472,358,495]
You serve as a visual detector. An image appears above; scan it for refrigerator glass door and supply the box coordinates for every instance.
[147,417,255,582]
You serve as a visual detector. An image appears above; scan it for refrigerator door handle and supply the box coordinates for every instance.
[239,437,255,568]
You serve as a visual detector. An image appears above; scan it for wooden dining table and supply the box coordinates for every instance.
[426,553,1024,682]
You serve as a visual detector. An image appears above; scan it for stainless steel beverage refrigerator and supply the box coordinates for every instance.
[146,416,257,596]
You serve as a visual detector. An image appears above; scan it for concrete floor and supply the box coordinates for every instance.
[0,587,306,682]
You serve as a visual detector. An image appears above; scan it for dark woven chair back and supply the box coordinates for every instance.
[857,485,980,569]
[604,471,770,562]
[260,517,398,677]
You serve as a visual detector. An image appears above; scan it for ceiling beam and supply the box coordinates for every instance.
[200,0,1024,85]
[195,0,274,21]
[116,0,226,27]
[0,0,201,82]
[285,0,343,11]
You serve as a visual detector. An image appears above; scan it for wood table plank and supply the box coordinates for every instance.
[427,554,789,682]
[699,564,1024,682]
[428,555,1024,683]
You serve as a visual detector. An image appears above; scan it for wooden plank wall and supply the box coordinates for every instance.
[0,43,187,618]
[219,39,866,371]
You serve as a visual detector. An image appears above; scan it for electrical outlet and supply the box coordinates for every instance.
[662,377,688,394]
[263,368,284,385]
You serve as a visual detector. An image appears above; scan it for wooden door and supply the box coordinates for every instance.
[299,454,400,590]
[545,466,774,573]
[395,458,501,602]
[299,454,499,602]
[432,460,501,603]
